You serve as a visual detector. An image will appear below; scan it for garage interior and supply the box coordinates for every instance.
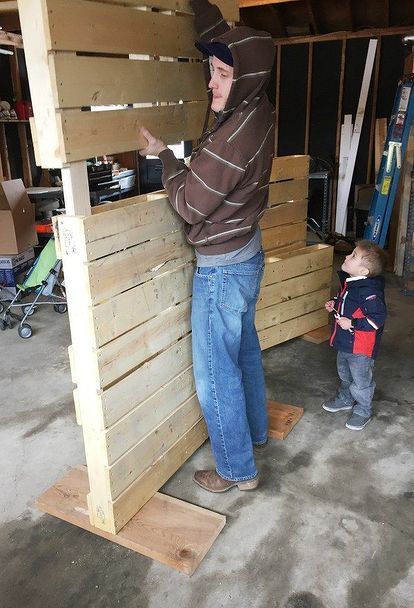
[1,0,414,607]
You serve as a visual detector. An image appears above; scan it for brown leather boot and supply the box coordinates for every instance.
[193,470,259,493]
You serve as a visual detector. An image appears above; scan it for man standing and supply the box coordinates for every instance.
[139,0,275,493]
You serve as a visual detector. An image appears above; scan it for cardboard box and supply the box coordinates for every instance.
[0,179,38,255]
[0,248,35,296]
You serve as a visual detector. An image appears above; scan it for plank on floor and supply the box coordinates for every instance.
[301,324,331,344]
[35,466,226,576]
[267,400,304,440]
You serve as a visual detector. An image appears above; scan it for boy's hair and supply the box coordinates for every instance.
[356,240,388,276]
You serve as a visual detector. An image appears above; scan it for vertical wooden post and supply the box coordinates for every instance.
[275,45,281,156]
[0,150,4,181]
[304,42,313,155]
[62,161,91,216]
[10,49,33,187]
[331,38,346,233]
[366,37,382,184]
[0,125,11,180]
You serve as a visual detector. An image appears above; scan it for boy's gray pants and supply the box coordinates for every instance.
[336,351,376,418]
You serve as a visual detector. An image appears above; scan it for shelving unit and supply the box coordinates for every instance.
[0,34,33,186]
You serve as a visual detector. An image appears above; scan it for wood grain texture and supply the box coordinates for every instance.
[35,465,225,575]
[267,400,304,440]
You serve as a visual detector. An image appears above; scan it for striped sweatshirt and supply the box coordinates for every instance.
[158,0,275,255]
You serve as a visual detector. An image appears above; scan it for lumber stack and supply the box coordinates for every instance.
[257,155,333,349]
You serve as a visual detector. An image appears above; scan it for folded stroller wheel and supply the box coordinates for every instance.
[18,323,33,339]
[22,305,35,316]
[54,304,67,314]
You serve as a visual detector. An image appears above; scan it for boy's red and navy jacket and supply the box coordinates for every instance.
[330,271,386,359]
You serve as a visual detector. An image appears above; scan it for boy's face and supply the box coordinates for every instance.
[342,247,370,277]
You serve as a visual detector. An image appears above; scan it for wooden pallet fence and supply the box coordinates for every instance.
[257,244,333,350]
[260,155,309,253]
[57,191,208,534]
[18,0,238,168]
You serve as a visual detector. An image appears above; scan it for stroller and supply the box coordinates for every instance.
[0,238,67,339]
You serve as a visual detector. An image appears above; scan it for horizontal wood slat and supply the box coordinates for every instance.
[109,418,207,533]
[46,0,199,57]
[264,242,308,257]
[270,155,310,182]
[260,199,307,230]
[258,267,332,310]
[60,102,207,163]
[101,334,192,427]
[93,0,239,22]
[87,230,193,305]
[82,194,183,261]
[105,365,195,465]
[97,300,191,388]
[51,55,206,108]
[268,178,308,205]
[263,243,333,287]
[256,287,329,332]
[91,190,165,215]
[93,263,193,348]
[259,309,328,352]
[109,394,202,499]
[261,222,307,252]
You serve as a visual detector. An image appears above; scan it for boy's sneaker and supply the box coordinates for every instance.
[345,413,372,431]
[322,398,353,413]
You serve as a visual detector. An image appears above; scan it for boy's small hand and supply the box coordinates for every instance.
[337,316,353,330]
[325,300,335,312]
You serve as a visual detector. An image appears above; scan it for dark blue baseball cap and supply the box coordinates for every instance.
[194,40,234,67]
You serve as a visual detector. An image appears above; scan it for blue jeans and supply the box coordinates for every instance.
[336,351,376,418]
[191,250,267,482]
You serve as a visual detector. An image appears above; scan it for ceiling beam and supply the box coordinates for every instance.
[384,0,390,27]
[0,29,22,46]
[273,25,412,45]
[239,0,301,8]
[0,1,17,12]
[305,0,319,35]
[346,0,354,31]
[240,5,287,37]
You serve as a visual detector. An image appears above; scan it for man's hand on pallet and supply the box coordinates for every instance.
[138,127,167,157]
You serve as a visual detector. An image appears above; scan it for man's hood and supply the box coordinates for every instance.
[211,26,275,115]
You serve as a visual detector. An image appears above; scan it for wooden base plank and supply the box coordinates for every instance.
[35,466,226,576]
[267,400,304,440]
[301,324,331,344]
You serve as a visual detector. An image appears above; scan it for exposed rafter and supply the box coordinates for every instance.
[0,1,17,12]
[305,0,319,35]
[346,0,354,31]
[239,0,301,8]
[240,5,287,37]
[273,25,412,45]
[0,29,22,46]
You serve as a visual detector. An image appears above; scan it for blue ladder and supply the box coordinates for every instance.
[364,75,414,247]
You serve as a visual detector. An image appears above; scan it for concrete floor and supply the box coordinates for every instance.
[0,269,413,608]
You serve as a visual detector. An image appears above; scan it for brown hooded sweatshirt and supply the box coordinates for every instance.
[158,0,275,255]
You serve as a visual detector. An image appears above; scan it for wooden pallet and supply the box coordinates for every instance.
[267,400,304,440]
[36,465,226,576]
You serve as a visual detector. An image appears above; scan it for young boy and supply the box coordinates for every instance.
[323,240,388,430]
